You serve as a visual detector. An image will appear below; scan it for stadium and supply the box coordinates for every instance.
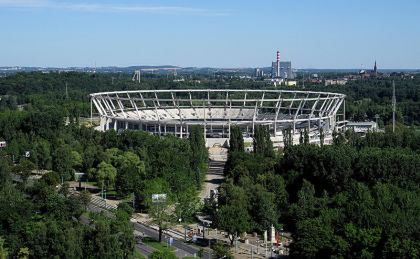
[90,89,346,147]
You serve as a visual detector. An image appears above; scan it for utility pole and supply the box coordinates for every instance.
[392,80,396,133]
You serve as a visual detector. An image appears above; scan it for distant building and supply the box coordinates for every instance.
[285,80,297,86]
[359,61,381,78]
[254,68,264,77]
[266,78,284,87]
[270,51,294,79]
[346,121,378,134]
[271,62,278,78]
[271,61,295,79]
[325,79,348,86]
[280,61,294,79]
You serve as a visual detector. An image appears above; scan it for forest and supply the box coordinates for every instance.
[0,72,208,257]
[216,125,419,258]
[0,72,419,258]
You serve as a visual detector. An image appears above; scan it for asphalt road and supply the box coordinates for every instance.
[136,242,155,257]
[133,222,211,258]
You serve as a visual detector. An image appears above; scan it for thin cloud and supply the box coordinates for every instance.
[0,0,229,16]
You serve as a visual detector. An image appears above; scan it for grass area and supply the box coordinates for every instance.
[143,237,175,252]
[244,141,253,147]
[84,181,98,187]
[81,211,90,218]
[134,250,146,259]
[105,189,118,196]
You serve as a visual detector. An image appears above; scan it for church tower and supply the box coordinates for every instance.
[374,61,377,76]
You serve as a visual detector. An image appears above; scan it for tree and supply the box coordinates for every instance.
[383,235,420,258]
[292,217,342,258]
[0,159,10,188]
[53,145,73,181]
[299,131,304,145]
[116,202,134,220]
[304,128,309,145]
[0,237,8,259]
[149,198,174,242]
[229,126,244,152]
[228,164,249,184]
[332,129,345,145]
[253,125,274,157]
[82,145,100,172]
[174,187,201,223]
[79,190,91,211]
[149,249,177,259]
[289,180,318,223]
[189,125,207,187]
[115,151,145,197]
[344,223,381,258]
[86,216,129,259]
[70,151,83,171]
[249,185,278,233]
[263,173,288,216]
[17,247,29,259]
[212,241,233,259]
[216,204,250,246]
[32,139,52,170]
[142,178,173,242]
[14,159,36,184]
[96,162,117,190]
[319,127,325,146]
[282,127,293,148]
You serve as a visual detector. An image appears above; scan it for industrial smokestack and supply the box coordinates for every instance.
[276,50,280,78]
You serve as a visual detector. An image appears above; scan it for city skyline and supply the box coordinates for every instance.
[1,0,419,69]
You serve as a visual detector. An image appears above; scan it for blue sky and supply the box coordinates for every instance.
[0,0,419,68]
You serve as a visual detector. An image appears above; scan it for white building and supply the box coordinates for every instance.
[325,79,348,86]
[346,121,378,133]
[285,80,297,86]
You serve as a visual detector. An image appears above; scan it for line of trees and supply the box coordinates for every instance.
[1,72,419,126]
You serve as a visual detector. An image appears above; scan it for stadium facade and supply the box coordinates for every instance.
[90,89,346,147]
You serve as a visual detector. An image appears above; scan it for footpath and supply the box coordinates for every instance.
[200,147,227,200]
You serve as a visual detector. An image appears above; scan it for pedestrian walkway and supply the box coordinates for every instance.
[200,147,227,200]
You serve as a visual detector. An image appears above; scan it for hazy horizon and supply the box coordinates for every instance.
[1,0,419,69]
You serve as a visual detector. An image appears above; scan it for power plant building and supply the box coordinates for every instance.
[271,51,295,79]
[280,61,293,79]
